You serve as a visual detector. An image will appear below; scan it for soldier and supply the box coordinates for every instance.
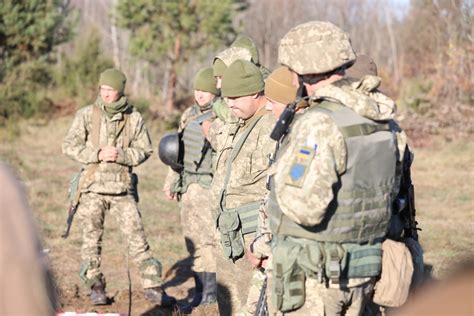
[231,35,271,79]
[214,59,276,315]
[162,67,220,308]
[267,21,406,315]
[62,68,175,306]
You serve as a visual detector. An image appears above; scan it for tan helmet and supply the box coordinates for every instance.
[278,21,356,75]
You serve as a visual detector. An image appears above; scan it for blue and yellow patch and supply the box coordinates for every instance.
[285,145,316,188]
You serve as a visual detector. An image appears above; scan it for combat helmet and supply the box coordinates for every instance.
[278,21,356,75]
[158,133,183,172]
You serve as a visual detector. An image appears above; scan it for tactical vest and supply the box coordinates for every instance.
[216,116,263,260]
[180,108,214,189]
[269,101,397,244]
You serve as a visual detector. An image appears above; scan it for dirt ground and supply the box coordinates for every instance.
[0,116,473,315]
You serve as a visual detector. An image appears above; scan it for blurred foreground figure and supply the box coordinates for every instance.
[0,162,57,315]
[395,262,474,316]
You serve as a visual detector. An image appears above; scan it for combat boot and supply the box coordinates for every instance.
[144,287,176,307]
[190,272,204,307]
[90,282,107,305]
[200,272,217,305]
[179,272,205,313]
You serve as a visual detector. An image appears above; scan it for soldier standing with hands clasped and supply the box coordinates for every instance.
[63,68,175,307]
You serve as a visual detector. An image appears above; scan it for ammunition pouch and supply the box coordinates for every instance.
[272,237,383,312]
[217,201,261,260]
[68,170,82,203]
[217,211,244,260]
[272,237,306,312]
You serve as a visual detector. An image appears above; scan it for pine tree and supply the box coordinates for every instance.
[116,0,245,114]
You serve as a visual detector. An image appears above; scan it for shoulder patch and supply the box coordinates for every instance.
[285,145,316,188]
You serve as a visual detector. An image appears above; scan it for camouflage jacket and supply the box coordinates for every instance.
[62,99,153,195]
[213,108,276,210]
[272,76,407,227]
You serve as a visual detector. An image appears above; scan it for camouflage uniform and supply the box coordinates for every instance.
[267,21,406,315]
[214,108,276,316]
[163,103,216,274]
[62,100,162,290]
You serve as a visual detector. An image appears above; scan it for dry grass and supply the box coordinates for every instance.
[0,117,473,314]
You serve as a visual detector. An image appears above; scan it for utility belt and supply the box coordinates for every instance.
[272,236,383,312]
[94,171,131,183]
[216,200,261,261]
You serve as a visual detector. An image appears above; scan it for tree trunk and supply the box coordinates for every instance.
[164,35,181,114]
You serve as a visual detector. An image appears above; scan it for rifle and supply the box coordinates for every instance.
[194,139,212,171]
[62,165,98,239]
[61,203,78,239]
[398,145,421,241]
[254,276,268,316]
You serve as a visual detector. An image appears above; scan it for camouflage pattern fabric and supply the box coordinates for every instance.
[77,192,162,289]
[63,100,160,289]
[212,110,276,209]
[212,109,275,314]
[216,234,259,316]
[63,101,153,195]
[214,46,252,68]
[274,78,406,227]
[239,268,267,316]
[163,103,217,273]
[278,21,356,75]
[277,278,375,316]
[270,78,405,313]
[179,182,217,273]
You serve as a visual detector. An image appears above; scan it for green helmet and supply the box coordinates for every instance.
[231,35,260,65]
[278,21,356,75]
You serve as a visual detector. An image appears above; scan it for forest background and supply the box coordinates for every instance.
[0,0,472,314]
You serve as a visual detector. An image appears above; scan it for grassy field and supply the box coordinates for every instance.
[0,116,473,315]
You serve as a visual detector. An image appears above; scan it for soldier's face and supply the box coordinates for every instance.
[227,94,258,120]
[266,97,286,119]
[194,90,215,107]
[100,85,121,104]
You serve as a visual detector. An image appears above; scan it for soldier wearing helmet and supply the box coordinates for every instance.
[267,21,404,315]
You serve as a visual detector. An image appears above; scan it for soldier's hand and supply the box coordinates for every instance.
[99,146,119,162]
[202,120,212,139]
[246,243,263,268]
[163,189,175,200]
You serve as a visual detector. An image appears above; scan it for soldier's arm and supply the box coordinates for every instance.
[163,167,180,192]
[274,111,346,226]
[116,113,153,166]
[62,107,100,164]
[249,115,277,183]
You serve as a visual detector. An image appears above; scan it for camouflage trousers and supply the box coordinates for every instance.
[270,278,375,315]
[179,183,216,273]
[76,192,162,289]
[217,233,263,316]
